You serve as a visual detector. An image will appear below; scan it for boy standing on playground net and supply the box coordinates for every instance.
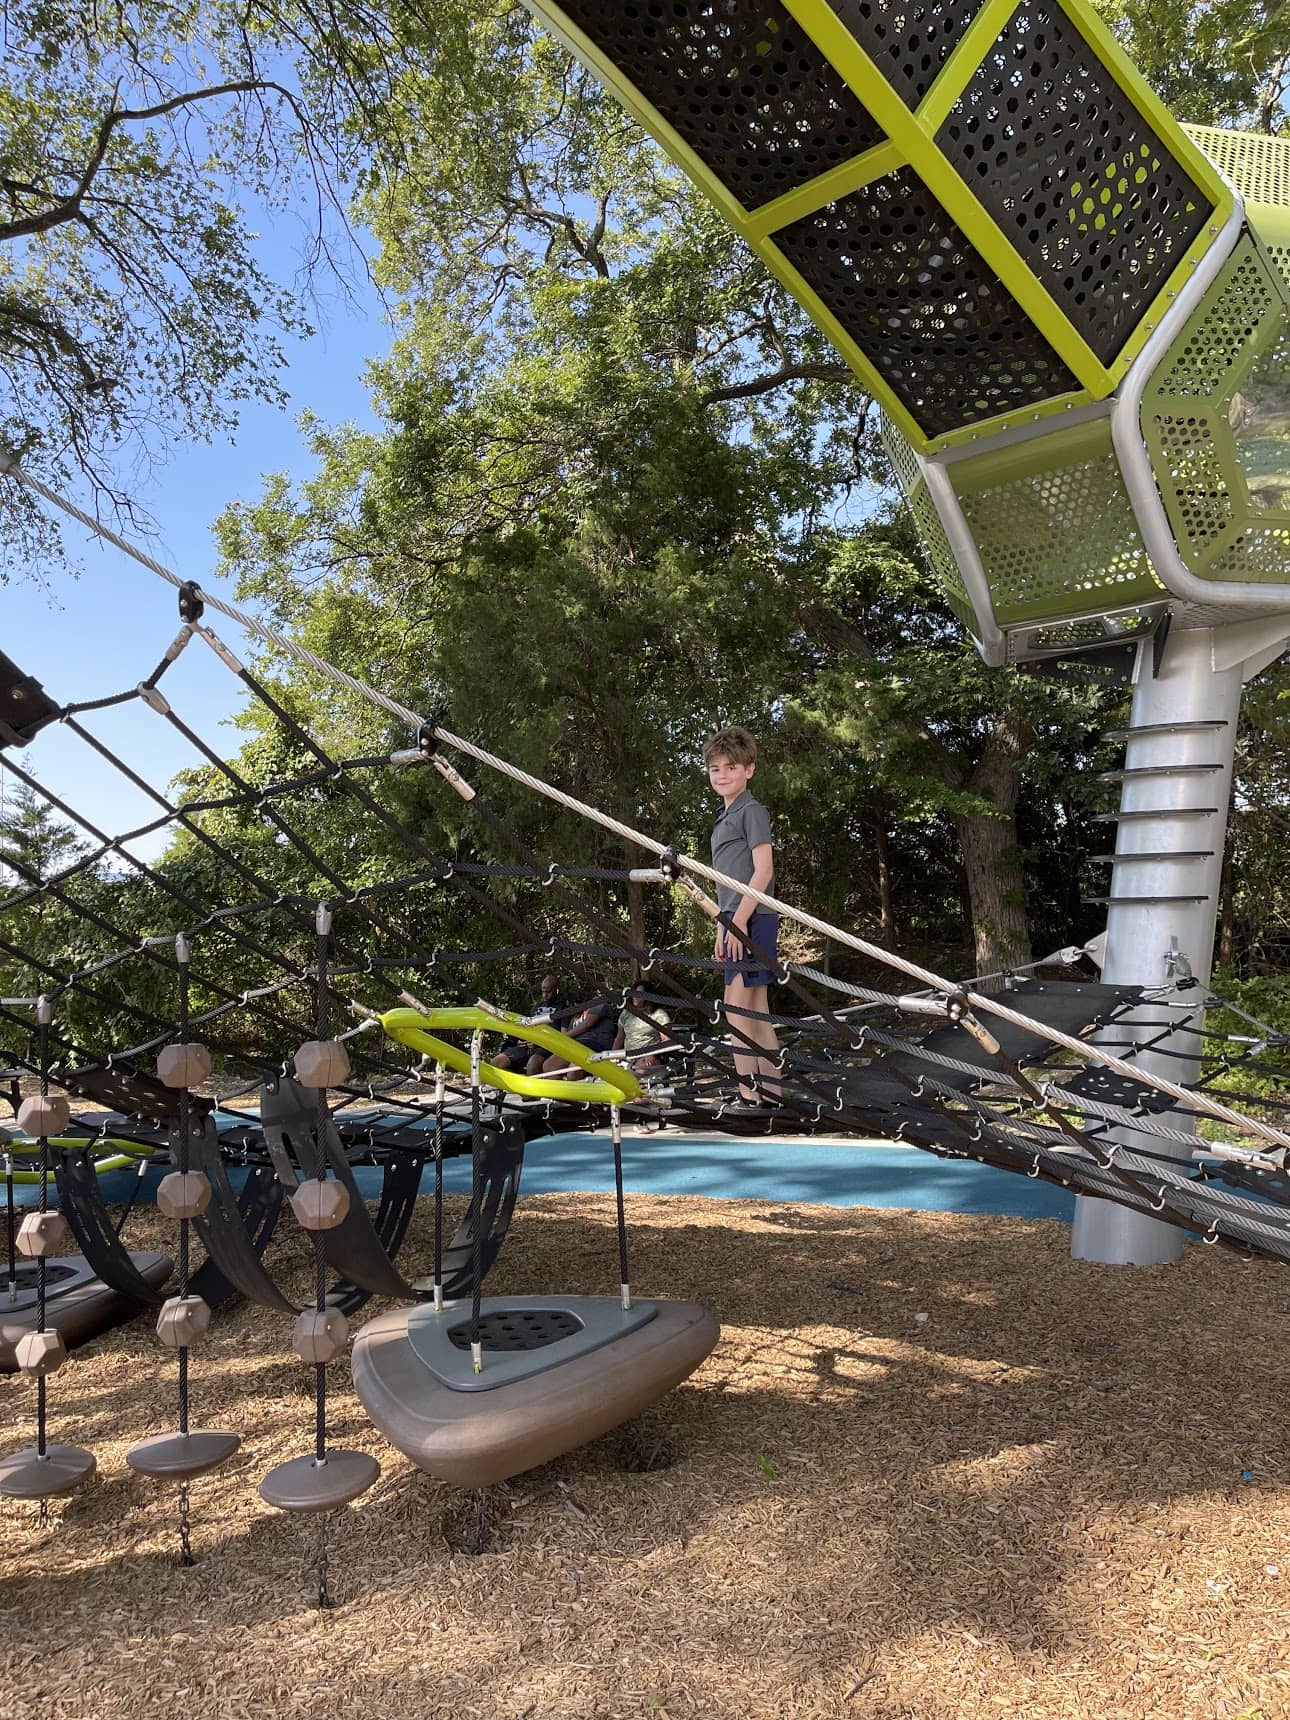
[705,727,782,1111]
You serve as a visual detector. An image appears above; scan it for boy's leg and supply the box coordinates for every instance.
[744,980,782,1094]
[725,974,781,1102]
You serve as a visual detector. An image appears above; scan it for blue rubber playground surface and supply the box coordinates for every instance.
[54,1132,1074,1221]
[484,1133,1074,1220]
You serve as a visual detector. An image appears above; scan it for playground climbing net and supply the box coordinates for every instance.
[1,519,1289,1271]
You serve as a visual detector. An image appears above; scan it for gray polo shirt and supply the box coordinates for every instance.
[710,790,773,914]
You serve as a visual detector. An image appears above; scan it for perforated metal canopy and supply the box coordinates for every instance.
[523,0,1231,454]
[522,1,1290,657]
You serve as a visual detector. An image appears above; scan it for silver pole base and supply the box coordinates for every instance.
[1071,624,1243,1266]
[1071,1193,1183,1266]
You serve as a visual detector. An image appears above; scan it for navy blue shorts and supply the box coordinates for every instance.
[721,910,779,988]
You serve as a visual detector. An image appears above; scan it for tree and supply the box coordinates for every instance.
[0,778,86,891]
[1092,0,1290,129]
[0,0,418,575]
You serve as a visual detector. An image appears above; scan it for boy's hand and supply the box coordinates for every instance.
[714,928,725,961]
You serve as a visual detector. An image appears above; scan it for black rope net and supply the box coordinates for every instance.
[1,588,1289,1292]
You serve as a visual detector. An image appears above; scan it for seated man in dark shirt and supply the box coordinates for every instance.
[491,973,563,1073]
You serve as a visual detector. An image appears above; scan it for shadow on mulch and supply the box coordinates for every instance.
[1,1192,1286,1718]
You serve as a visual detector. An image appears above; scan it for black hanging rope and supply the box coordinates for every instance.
[173,938,196,1564]
[35,1001,50,1468]
[433,1065,445,1309]
[469,1032,484,1374]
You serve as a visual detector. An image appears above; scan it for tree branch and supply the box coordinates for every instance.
[0,78,303,244]
[700,359,853,406]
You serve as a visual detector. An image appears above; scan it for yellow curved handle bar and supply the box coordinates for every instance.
[380,1005,642,1106]
[2,1137,150,1183]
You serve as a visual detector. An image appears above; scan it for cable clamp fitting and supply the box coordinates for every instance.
[417,722,475,802]
[178,581,205,623]
[137,682,172,717]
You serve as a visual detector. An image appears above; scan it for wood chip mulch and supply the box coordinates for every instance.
[2,1192,1288,1720]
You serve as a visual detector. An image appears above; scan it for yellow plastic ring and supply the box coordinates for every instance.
[380,1005,641,1105]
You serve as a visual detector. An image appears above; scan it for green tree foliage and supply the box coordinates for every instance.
[8,0,1284,1020]
[214,2,1135,976]
[0,0,417,575]
[0,779,86,888]
[1092,0,1290,128]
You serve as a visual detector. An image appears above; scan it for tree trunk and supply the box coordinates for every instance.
[874,813,895,948]
[625,865,646,977]
[953,711,1032,979]
[1217,812,1238,970]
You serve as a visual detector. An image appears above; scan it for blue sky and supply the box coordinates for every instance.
[1,222,387,862]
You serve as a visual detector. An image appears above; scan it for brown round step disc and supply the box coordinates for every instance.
[0,1443,96,1499]
[258,1449,379,1513]
[126,1430,241,1480]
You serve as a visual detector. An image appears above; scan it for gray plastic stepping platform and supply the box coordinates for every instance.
[408,1295,657,1393]
[126,1429,242,1480]
[0,1252,172,1371]
[352,1296,720,1488]
[0,1443,96,1499]
[259,1448,381,1513]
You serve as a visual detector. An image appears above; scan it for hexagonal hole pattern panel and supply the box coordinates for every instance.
[1010,612,1156,661]
[936,1,1212,365]
[1209,524,1290,580]
[1156,246,1275,398]
[1184,125,1290,210]
[1151,415,1236,549]
[958,451,1161,622]
[1263,244,1290,299]
[826,0,989,108]
[555,0,883,211]
[908,481,976,628]
[776,167,1079,436]
[880,414,922,498]
[1144,232,1290,587]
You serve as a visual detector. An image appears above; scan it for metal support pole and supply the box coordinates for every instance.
[1072,624,1244,1265]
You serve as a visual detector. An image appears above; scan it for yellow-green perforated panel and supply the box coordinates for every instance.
[1143,232,1290,588]
[950,422,1161,624]
[1185,125,1290,210]
[880,417,978,631]
[1006,611,1158,663]
[1186,125,1290,297]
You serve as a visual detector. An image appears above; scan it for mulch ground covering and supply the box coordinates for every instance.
[2,1191,1287,1719]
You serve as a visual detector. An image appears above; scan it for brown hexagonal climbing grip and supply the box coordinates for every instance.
[16,1093,70,1137]
[289,1177,350,1231]
[15,1328,68,1376]
[155,1294,212,1349]
[155,1170,212,1221]
[156,1042,213,1089]
[291,1309,349,1364]
[293,1039,351,1089]
[15,1210,70,1258]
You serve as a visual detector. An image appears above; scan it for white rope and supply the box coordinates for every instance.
[11,462,1290,1153]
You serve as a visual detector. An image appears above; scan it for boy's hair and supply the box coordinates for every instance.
[704,726,758,767]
